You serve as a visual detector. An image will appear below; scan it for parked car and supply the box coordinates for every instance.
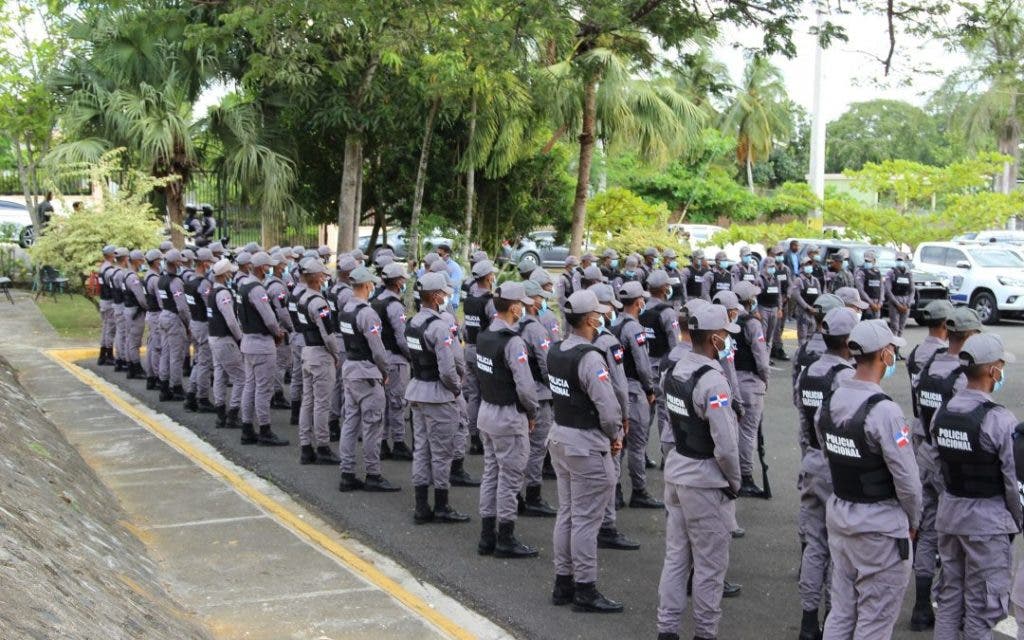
[0,200,35,248]
[966,229,1024,246]
[356,229,453,262]
[505,230,575,268]
[913,241,1024,324]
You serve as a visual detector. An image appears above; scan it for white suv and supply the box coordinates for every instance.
[914,242,1024,324]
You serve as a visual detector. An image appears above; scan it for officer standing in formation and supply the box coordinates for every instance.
[731,281,770,497]
[824,249,855,293]
[183,248,215,413]
[886,251,916,352]
[373,262,414,460]
[121,249,148,379]
[143,249,164,389]
[702,251,734,300]
[208,258,244,429]
[111,247,129,371]
[158,249,190,401]
[792,255,822,347]
[462,259,497,456]
[855,249,885,320]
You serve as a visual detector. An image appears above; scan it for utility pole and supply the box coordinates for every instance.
[808,3,826,228]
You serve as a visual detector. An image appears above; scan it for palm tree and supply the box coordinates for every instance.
[722,56,792,192]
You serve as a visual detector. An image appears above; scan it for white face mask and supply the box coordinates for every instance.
[441,295,451,308]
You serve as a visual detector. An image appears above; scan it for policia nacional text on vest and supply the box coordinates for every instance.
[664,365,716,459]
[406,316,443,381]
[932,401,1003,498]
[547,343,603,430]
[338,302,372,360]
[476,328,525,410]
[462,291,493,345]
[797,363,853,450]
[820,393,898,503]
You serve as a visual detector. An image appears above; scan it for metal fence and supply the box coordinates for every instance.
[0,170,91,197]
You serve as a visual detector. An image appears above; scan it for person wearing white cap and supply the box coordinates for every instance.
[547,289,625,613]
[793,307,857,639]
[208,259,244,430]
[326,255,358,438]
[462,259,498,456]
[657,304,742,639]
[680,249,709,303]
[701,251,735,301]
[157,249,192,401]
[181,248,215,413]
[96,245,119,366]
[237,252,289,447]
[730,281,770,499]
[120,250,149,379]
[142,249,165,389]
[817,319,921,639]
[406,271,471,524]
[791,255,823,347]
[264,253,294,412]
[884,251,916,354]
[641,269,681,474]
[932,333,1020,640]
[372,262,414,461]
[110,248,130,371]
[855,249,885,320]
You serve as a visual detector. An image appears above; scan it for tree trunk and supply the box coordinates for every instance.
[569,79,597,256]
[996,120,1020,195]
[261,209,282,248]
[408,98,441,265]
[460,95,478,264]
[12,135,41,231]
[367,209,381,256]
[354,143,363,242]
[336,134,362,254]
[746,157,755,193]
[166,180,185,247]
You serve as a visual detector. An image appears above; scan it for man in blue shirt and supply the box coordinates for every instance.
[437,244,464,307]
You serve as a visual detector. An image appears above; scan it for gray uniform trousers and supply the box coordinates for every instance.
[888,301,911,337]
[145,311,162,376]
[330,336,345,419]
[657,483,732,638]
[479,427,529,522]
[625,379,652,491]
[550,440,615,584]
[340,378,385,474]
[210,336,244,409]
[411,401,459,489]
[651,360,671,453]
[453,395,469,457]
[1013,556,1024,640]
[913,443,942,579]
[463,344,481,439]
[797,310,816,346]
[524,401,554,486]
[122,307,145,364]
[241,352,276,426]
[934,533,1012,640]
[798,452,832,611]
[384,361,410,443]
[100,301,116,348]
[299,345,335,447]
[275,340,290,397]
[736,372,766,476]
[158,313,186,385]
[761,307,780,354]
[289,335,304,402]
[113,303,126,359]
[603,443,624,529]
[823,531,910,639]
[187,321,212,399]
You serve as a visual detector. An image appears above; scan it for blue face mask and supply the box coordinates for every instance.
[718,260,730,270]
[750,300,758,312]
[716,335,733,360]
[840,260,849,270]
[766,267,776,276]
[883,349,897,379]
[540,299,548,313]
[668,260,678,269]
[895,260,905,270]
[624,270,635,277]
[610,259,619,269]
[596,315,606,330]
[609,310,617,325]
[775,255,784,263]
[993,367,1006,393]
[864,260,874,268]
[742,255,752,265]
[803,265,813,275]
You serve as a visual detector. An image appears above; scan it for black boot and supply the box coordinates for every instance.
[629,488,664,509]
[115,358,126,372]
[380,440,393,460]
[196,397,216,413]
[433,488,470,523]
[314,445,341,465]
[772,345,790,361]
[146,375,158,390]
[240,422,258,445]
[615,483,625,510]
[723,580,742,598]
[364,474,401,492]
[597,527,640,550]
[542,452,556,479]
[338,472,364,492]
[127,362,145,379]
[225,407,240,429]
[284,369,291,385]
[450,458,480,487]
[413,485,433,524]
[571,582,623,613]
[656,634,680,640]
[523,484,557,517]
[170,384,186,401]
[516,492,526,515]
[215,405,226,429]
[469,433,484,455]
[328,418,340,442]
[738,474,766,498]
[300,444,318,465]
[289,400,300,426]
[552,574,575,606]
[645,453,656,469]
[184,391,198,412]
[159,379,172,402]
[390,441,413,461]
[257,424,289,446]
[477,516,497,556]
[910,575,934,631]
[798,608,821,640]
[97,347,108,366]
[494,520,538,558]
[270,390,290,410]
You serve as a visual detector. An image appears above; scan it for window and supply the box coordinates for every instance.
[918,246,945,265]
[943,248,966,267]
[968,249,1024,268]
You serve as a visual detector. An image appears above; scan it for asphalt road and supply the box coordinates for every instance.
[82,320,1024,640]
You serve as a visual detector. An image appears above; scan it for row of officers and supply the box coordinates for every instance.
[94,241,1024,640]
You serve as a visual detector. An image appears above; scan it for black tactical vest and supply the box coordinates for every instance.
[338,302,372,361]
[122,273,139,308]
[516,317,545,383]
[144,272,161,312]
[610,319,646,381]
[1013,423,1024,501]
[100,265,114,300]
[917,360,962,443]
[797,362,853,449]
[238,281,271,336]
[406,315,442,381]
[891,270,912,296]
[207,285,231,338]
[862,267,882,300]
[287,288,305,336]
[462,291,493,344]
[666,268,685,301]
[158,273,180,312]
[664,364,716,459]
[800,276,820,307]
[371,296,404,355]
[712,270,732,293]
[686,267,707,298]
[733,314,758,373]
[757,275,782,308]
[302,294,331,347]
[184,275,208,322]
[110,268,125,304]
[821,393,898,503]
[476,328,521,408]
[547,343,603,430]
[933,401,1003,498]
[639,302,672,358]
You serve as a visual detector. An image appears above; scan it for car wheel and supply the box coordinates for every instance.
[521,251,540,267]
[18,225,34,248]
[971,290,1000,325]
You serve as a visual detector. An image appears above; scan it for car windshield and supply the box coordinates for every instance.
[968,249,1024,268]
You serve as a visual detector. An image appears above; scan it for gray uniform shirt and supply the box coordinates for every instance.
[593,329,629,419]
[265,277,293,332]
[790,273,821,313]
[652,298,680,354]
[855,266,885,306]
[376,289,411,361]
[739,314,770,385]
[477,318,539,426]
[617,312,656,393]
[518,315,553,401]
[405,307,461,402]
[240,283,280,355]
[701,267,735,301]
[340,299,389,380]
[214,287,243,342]
[299,289,340,360]
[547,333,623,451]
[884,267,916,304]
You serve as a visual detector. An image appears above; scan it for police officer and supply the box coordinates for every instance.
[237,251,289,447]
[121,250,148,379]
[656,304,742,640]
[791,294,845,396]
[639,247,658,285]
[111,247,129,371]
[769,243,792,361]
[369,262,413,461]
[658,299,711,458]
[233,251,253,289]
[613,255,642,290]
[327,255,357,439]
[791,255,822,347]
[730,246,758,284]
[183,248,215,413]
[558,256,578,315]
[757,254,785,364]
[143,249,164,389]
[833,286,869,319]
[662,249,685,310]
[294,258,343,467]
[97,245,118,366]
[462,259,497,456]
[885,251,915,352]
[932,333,1021,639]
[208,258,244,430]
[286,258,308,426]
[266,252,294,411]
[598,248,618,281]
[794,307,857,640]
[701,251,734,301]
[548,290,624,613]
[825,248,855,293]
[731,281,770,498]
[817,319,922,639]
[680,249,708,303]
[611,280,662,509]
[406,272,471,524]
[855,249,885,320]
[157,250,191,401]
[529,268,562,341]
[807,244,826,286]
[642,269,680,473]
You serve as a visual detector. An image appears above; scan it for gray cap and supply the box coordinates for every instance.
[349,249,367,262]
[129,249,145,261]
[429,260,448,274]
[517,258,537,274]
[470,250,489,263]
[801,254,815,265]
[419,271,453,294]
[831,248,850,261]
[337,255,358,273]
[835,286,869,310]
[739,246,752,257]
[114,247,129,258]
[145,249,163,262]
[772,242,787,255]
[896,251,910,261]
[269,245,280,255]
[714,250,728,261]
[349,266,381,285]
[164,249,182,264]
[180,248,195,261]
[212,258,237,276]
[423,252,440,266]
[663,248,677,260]
[251,251,272,268]
[102,244,116,255]
[243,242,261,253]
[591,283,622,309]
[159,241,174,252]
[291,245,306,258]
[496,282,534,305]
[196,248,214,263]
[318,245,331,257]
[209,241,224,254]
[374,253,395,268]
[822,307,858,336]
[472,260,496,279]
[268,252,283,267]
[643,247,659,258]
[691,249,705,260]
[235,251,252,266]
[732,281,761,302]
[565,256,580,267]
[848,318,907,354]
[806,244,819,253]
[582,265,606,282]
[647,269,671,288]
[689,305,740,333]
[624,256,639,268]
[814,293,844,315]
[712,290,741,310]
[920,299,955,322]
[601,248,618,259]
[682,298,710,320]
[524,279,553,300]
[618,281,649,300]
[302,259,328,275]
[298,257,320,273]
[581,252,598,262]
[564,289,610,315]
[960,333,1016,366]
[946,306,983,332]
[382,262,408,280]
[529,268,553,287]
[863,249,876,261]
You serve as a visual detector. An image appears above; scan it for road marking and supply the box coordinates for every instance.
[198,587,377,609]
[75,425,146,435]
[145,515,268,530]
[46,347,479,640]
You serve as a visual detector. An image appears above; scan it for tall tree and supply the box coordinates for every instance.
[721,56,792,192]
[825,99,944,172]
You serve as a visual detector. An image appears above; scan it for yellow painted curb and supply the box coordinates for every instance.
[46,347,476,640]
[781,329,797,340]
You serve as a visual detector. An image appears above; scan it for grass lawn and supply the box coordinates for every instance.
[35,294,103,341]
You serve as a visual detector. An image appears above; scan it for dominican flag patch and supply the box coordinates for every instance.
[611,346,624,362]
[634,332,646,346]
[708,394,730,409]
[450,324,459,334]
[443,335,453,347]
[517,351,529,363]
[369,323,381,335]
[757,334,765,342]
[539,339,551,351]
[597,369,610,382]
[895,424,910,448]
[259,294,269,302]
[318,307,331,319]
[399,313,407,323]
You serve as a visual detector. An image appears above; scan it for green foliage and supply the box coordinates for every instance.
[706,220,829,248]
[585,187,671,235]
[760,182,821,219]
[601,227,689,263]
[825,100,947,172]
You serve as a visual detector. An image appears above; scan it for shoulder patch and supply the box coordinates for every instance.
[597,368,610,382]
[708,394,730,409]
[634,331,647,346]
[894,423,910,448]
[517,350,529,363]
[539,338,551,351]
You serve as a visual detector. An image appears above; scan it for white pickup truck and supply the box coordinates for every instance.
[913,241,1024,324]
